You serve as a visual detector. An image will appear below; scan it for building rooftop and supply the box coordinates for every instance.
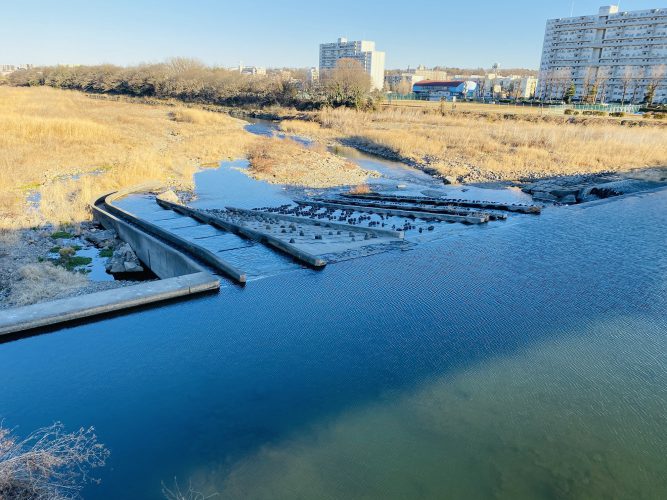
[413,80,466,87]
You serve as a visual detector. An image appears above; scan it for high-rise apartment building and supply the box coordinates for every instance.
[319,38,386,91]
[539,5,667,104]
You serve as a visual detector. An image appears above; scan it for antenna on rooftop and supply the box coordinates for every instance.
[570,0,574,17]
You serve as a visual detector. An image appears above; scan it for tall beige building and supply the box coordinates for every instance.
[539,5,667,104]
[319,38,386,91]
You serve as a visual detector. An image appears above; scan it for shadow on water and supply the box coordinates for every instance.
[0,188,665,498]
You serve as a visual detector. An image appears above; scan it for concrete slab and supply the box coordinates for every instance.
[0,272,220,336]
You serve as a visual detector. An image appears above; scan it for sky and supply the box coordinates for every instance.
[1,0,663,69]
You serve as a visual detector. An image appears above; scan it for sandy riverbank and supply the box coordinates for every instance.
[245,136,380,188]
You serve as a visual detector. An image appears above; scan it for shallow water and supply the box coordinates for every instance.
[1,185,665,499]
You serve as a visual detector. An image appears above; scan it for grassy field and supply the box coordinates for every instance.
[281,106,667,183]
[0,86,254,230]
[384,99,552,116]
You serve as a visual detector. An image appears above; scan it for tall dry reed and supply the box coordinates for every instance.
[0,87,253,229]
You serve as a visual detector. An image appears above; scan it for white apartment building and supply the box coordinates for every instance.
[539,5,667,104]
[319,38,386,90]
[478,74,539,99]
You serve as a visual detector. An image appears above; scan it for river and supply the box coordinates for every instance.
[0,124,665,499]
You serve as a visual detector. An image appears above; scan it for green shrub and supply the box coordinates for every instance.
[50,230,74,239]
[609,112,625,117]
[582,110,607,116]
[62,256,92,270]
[99,248,113,258]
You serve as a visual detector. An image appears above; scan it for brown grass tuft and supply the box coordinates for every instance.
[349,184,372,194]
[7,262,88,306]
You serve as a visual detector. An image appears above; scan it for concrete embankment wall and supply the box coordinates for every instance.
[0,190,221,337]
[92,194,204,279]
[0,273,218,336]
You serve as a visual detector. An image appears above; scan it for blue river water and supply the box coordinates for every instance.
[0,182,665,498]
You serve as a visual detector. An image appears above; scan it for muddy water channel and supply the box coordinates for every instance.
[0,122,666,499]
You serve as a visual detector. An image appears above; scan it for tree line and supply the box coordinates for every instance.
[3,58,382,110]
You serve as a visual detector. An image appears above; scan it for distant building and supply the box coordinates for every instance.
[236,64,266,76]
[475,74,539,100]
[385,73,426,91]
[1,64,32,76]
[409,65,448,81]
[539,5,667,103]
[385,66,447,92]
[307,67,319,83]
[412,80,478,100]
[319,37,386,90]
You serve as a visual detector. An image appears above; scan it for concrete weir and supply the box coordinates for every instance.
[232,207,405,239]
[297,199,489,225]
[342,193,541,214]
[101,192,247,283]
[155,199,327,268]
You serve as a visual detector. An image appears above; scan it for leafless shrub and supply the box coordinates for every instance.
[161,478,218,500]
[0,422,109,499]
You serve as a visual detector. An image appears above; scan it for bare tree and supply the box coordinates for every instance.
[396,78,412,96]
[619,65,634,105]
[595,66,611,104]
[0,422,109,499]
[582,67,598,104]
[321,58,373,108]
[644,64,666,105]
[553,67,571,101]
[630,66,646,104]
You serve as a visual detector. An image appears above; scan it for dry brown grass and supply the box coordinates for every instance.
[311,106,667,182]
[0,87,254,229]
[246,137,378,188]
[348,184,372,194]
[7,262,88,306]
[278,119,327,137]
[384,99,552,116]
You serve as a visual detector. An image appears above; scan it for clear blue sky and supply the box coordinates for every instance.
[2,0,663,69]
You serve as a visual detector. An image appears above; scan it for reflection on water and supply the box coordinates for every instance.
[205,315,667,499]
